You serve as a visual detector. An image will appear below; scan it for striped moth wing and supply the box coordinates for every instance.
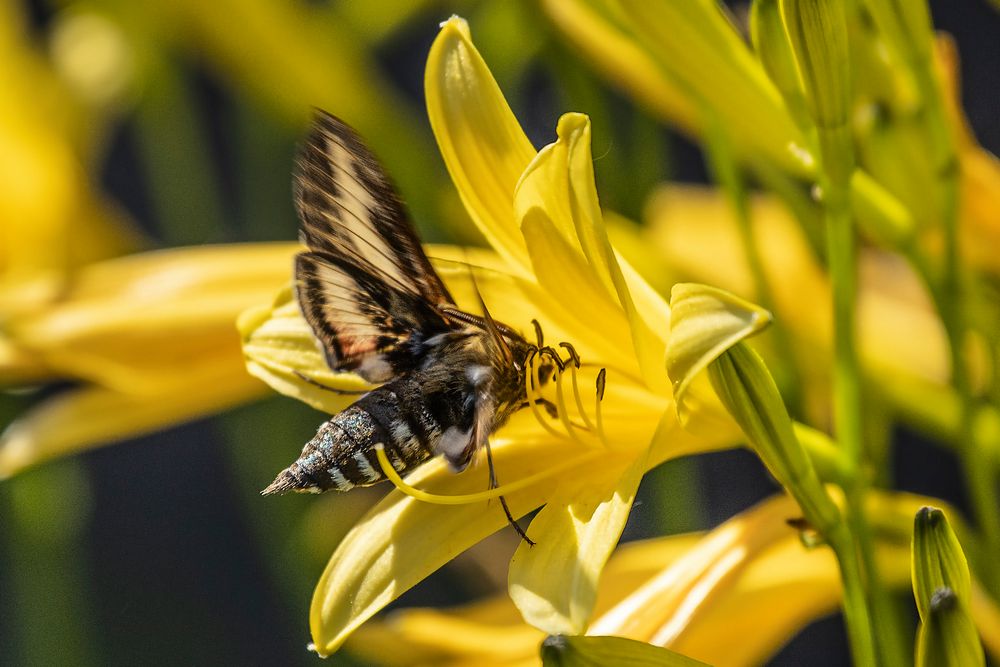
[293,110,458,382]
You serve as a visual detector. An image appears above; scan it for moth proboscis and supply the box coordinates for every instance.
[263,110,558,544]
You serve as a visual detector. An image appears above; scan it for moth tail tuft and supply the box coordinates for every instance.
[262,469,302,496]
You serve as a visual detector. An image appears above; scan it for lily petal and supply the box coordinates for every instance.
[426,17,535,274]
[558,112,669,389]
[508,450,646,634]
[0,359,266,478]
[309,423,595,657]
[9,243,295,393]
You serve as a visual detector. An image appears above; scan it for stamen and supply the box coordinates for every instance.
[540,346,565,372]
[594,368,609,447]
[554,361,587,435]
[531,319,544,347]
[559,342,581,368]
[525,350,567,440]
[374,443,600,505]
[568,361,597,433]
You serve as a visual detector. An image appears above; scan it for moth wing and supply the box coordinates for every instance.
[293,110,457,382]
[296,252,450,382]
[295,110,453,305]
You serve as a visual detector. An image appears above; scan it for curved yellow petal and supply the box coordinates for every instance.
[426,17,535,273]
[558,113,668,389]
[239,286,371,415]
[308,422,603,657]
[666,282,772,415]
[344,534,704,666]
[508,451,645,634]
[0,358,266,479]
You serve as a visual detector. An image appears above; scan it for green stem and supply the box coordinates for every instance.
[705,112,804,414]
[828,524,878,667]
[826,190,863,470]
[819,123,883,666]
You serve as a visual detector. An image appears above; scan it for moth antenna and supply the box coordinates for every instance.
[293,370,371,395]
[484,438,534,546]
[464,251,513,364]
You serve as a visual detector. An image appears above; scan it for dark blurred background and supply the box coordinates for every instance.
[1,1,999,665]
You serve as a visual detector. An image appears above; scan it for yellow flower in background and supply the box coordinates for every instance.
[240,17,741,656]
[0,244,295,478]
[344,492,1000,667]
[0,1,137,319]
[631,184,949,379]
[0,1,294,479]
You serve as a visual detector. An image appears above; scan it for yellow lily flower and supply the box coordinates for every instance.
[239,17,740,656]
[344,493,1000,667]
[0,244,295,478]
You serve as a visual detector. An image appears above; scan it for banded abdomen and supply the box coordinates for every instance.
[262,370,476,495]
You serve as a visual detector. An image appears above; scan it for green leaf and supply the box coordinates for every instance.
[540,635,710,667]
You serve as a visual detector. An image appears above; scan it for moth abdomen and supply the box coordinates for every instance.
[262,382,439,495]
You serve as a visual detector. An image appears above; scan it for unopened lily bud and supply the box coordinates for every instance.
[911,507,984,667]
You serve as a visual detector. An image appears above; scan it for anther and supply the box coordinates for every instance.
[559,342,582,369]
[540,346,565,371]
[594,368,608,447]
[531,319,545,348]
[525,350,565,440]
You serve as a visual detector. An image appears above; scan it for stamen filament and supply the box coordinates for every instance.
[554,363,592,436]
[569,363,597,432]
[374,444,600,505]
[525,350,568,440]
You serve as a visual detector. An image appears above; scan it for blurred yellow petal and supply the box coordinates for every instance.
[589,493,798,642]
[0,358,266,479]
[645,185,950,386]
[509,451,646,634]
[610,0,807,174]
[0,336,50,386]
[2,243,298,476]
[426,17,536,273]
[541,0,699,134]
[0,2,140,318]
[8,244,295,393]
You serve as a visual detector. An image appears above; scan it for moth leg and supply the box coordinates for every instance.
[484,439,535,547]
[293,370,370,395]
